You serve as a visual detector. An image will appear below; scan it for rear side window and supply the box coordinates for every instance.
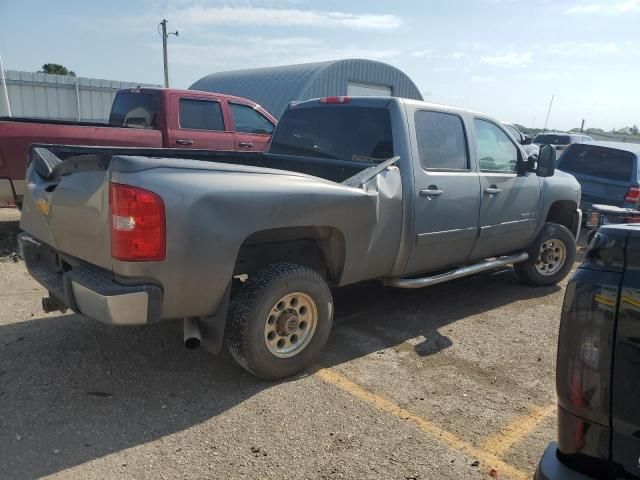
[109,92,158,129]
[270,106,393,162]
[559,145,635,182]
[415,110,468,170]
[534,134,570,145]
[229,103,274,135]
[179,99,224,131]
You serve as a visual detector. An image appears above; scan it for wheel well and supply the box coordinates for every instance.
[234,226,345,283]
[546,200,579,236]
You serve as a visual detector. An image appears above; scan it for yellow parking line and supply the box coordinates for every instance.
[481,404,556,457]
[314,367,529,480]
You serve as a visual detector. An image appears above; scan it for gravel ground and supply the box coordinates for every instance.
[0,210,581,480]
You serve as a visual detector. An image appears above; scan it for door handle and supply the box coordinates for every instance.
[239,142,254,148]
[176,139,194,145]
[484,186,502,195]
[420,186,444,198]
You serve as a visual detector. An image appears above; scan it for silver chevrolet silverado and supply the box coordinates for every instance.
[18,97,581,379]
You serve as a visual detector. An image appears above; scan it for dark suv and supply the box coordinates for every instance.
[536,224,640,479]
[534,132,593,153]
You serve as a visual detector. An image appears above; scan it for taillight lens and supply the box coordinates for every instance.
[624,185,640,203]
[109,183,165,261]
[319,96,351,104]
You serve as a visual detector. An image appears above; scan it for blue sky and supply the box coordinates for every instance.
[1,0,639,130]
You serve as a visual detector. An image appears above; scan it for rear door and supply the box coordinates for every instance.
[167,94,235,150]
[558,144,637,209]
[469,118,541,260]
[404,109,481,274]
[228,102,275,152]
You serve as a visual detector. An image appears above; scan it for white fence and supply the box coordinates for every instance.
[0,70,160,122]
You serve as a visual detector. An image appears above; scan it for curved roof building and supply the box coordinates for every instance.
[190,59,423,118]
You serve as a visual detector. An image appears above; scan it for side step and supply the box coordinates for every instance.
[383,252,529,289]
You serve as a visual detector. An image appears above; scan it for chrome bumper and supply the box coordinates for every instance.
[19,233,162,325]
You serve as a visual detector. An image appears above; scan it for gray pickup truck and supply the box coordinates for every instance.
[18,97,581,379]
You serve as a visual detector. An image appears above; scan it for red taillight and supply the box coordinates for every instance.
[109,183,165,261]
[624,185,640,203]
[319,96,351,104]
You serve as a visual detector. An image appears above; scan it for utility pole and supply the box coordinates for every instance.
[0,52,11,117]
[580,119,585,133]
[543,94,554,132]
[159,19,178,88]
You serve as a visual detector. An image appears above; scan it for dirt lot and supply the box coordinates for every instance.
[0,208,572,479]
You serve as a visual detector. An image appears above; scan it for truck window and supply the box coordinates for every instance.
[270,106,393,162]
[504,124,520,141]
[109,92,158,129]
[559,145,634,181]
[415,110,468,170]
[229,103,274,135]
[179,99,225,131]
[474,119,518,173]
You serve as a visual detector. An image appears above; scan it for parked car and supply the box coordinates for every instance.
[557,142,640,215]
[536,223,640,480]
[533,132,593,154]
[502,122,540,158]
[0,88,277,205]
[18,96,581,379]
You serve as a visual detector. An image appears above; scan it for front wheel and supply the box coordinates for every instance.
[226,263,333,380]
[515,222,576,286]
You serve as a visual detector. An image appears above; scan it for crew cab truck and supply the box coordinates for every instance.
[536,224,640,479]
[19,97,581,379]
[0,87,276,205]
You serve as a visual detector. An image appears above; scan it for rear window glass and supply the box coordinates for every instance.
[533,134,570,145]
[559,145,635,182]
[270,106,393,162]
[179,99,225,131]
[109,92,158,128]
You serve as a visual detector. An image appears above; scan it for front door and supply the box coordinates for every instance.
[228,102,275,152]
[170,96,235,150]
[470,118,541,260]
[405,109,481,275]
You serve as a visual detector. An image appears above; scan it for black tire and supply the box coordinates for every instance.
[515,222,576,286]
[226,263,333,380]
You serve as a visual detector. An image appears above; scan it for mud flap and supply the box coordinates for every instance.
[200,282,232,355]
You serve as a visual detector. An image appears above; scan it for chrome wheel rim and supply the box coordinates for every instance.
[264,292,318,358]
[535,238,567,276]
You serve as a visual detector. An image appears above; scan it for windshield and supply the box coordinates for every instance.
[559,145,635,181]
[533,134,570,145]
[270,106,394,162]
[109,91,158,129]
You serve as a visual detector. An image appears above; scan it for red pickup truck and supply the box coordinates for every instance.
[0,88,277,205]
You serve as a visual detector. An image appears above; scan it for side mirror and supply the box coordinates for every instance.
[522,135,532,145]
[536,144,556,177]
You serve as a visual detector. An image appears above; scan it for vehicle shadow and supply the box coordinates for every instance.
[0,267,559,479]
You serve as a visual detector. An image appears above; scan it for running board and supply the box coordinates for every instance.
[383,252,529,289]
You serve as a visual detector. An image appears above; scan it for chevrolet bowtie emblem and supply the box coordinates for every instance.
[36,198,50,215]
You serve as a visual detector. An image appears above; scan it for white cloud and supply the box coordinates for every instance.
[169,5,402,31]
[565,0,640,14]
[547,42,622,55]
[471,76,495,83]
[410,49,433,58]
[480,52,532,68]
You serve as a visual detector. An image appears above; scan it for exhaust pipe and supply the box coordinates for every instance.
[183,318,201,350]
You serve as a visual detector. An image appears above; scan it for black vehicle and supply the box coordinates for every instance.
[534,132,593,153]
[536,224,640,479]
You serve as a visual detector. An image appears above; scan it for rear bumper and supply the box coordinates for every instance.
[19,233,163,325]
[536,443,595,480]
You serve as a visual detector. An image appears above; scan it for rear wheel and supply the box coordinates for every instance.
[226,263,333,380]
[515,222,576,286]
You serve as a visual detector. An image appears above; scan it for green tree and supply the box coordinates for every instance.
[38,63,76,77]
[631,125,639,135]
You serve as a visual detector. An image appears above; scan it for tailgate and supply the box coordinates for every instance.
[573,173,630,208]
[20,147,113,269]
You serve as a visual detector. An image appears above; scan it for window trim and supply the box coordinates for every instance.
[414,109,471,172]
[473,117,521,174]
[178,97,226,132]
[229,102,275,136]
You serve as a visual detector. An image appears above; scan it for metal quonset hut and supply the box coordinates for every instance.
[190,59,423,118]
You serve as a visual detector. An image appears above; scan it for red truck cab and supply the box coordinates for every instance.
[0,88,276,205]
